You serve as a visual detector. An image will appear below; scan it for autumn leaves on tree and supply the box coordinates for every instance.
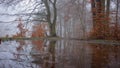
[13,18,46,38]
[90,0,120,40]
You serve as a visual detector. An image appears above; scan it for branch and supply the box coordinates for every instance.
[2,0,23,6]
[24,3,43,26]
[43,0,51,25]
[49,0,54,4]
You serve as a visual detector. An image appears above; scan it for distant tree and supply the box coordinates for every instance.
[112,0,120,40]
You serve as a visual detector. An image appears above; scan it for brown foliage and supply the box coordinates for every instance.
[90,0,120,40]
[31,23,47,38]
[90,23,120,40]
[90,12,110,39]
[31,23,47,51]
[13,18,28,38]
[109,25,120,40]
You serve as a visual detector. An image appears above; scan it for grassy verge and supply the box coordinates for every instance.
[0,37,120,43]
[0,37,61,41]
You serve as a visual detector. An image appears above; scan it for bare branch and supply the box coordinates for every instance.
[0,0,24,6]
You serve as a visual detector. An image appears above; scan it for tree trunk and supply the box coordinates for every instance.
[0,38,1,44]
[43,0,57,37]
[50,23,57,37]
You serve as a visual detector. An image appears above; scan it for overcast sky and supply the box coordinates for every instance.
[0,0,36,37]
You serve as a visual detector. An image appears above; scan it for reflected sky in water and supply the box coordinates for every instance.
[0,40,120,68]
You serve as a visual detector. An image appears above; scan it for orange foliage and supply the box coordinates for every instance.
[31,23,46,38]
[90,12,110,39]
[31,23,47,51]
[90,23,120,40]
[90,1,113,40]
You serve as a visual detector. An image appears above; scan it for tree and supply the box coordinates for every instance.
[57,0,89,39]
[13,18,28,38]
[76,0,87,39]
[91,0,110,39]
[111,0,120,40]
[42,0,57,37]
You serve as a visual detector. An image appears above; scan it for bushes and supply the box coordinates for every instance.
[31,24,46,38]
[12,18,28,38]
[89,24,120,40]
[109,25,120,40]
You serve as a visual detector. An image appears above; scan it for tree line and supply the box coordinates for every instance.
[0,0,120,40]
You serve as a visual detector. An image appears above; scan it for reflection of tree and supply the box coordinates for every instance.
[43,40,56,68]
[30,40,56,68]
[90,44,120,68]
[16,40,25,52]
[55,40,92,68]
[90,44,110,68]
[31,40,44,67]
[109,45,120,68]
[32,40,44,52]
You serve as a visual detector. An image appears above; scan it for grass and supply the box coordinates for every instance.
[0,37,61,41]
[0,37,120,44]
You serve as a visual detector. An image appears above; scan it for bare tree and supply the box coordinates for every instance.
[42,0,57,37]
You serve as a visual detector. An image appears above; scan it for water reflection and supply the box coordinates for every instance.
[91,44,120,68]
[0,40,120,68]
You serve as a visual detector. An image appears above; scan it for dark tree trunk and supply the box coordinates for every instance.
[43,0,57,37]
[50,24,57,37]
[0,38,1,44]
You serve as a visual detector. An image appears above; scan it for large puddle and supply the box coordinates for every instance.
[0,40,120,68]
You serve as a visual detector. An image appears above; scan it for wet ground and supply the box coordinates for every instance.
[0,39,120,68]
